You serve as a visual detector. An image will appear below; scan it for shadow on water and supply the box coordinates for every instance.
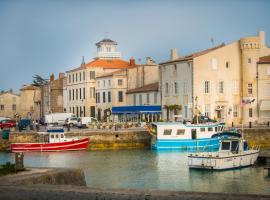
[0,150,269,195]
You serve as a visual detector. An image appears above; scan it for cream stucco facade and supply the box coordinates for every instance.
[0,91,20,119]
[160,31,270,125]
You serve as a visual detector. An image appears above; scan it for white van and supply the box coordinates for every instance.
[45,113,75,125]
[77,117,98,128]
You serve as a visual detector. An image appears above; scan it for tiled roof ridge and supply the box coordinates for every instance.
[127,82,159,94]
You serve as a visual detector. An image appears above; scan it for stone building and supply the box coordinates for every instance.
[257,55,270,123]
[66,38,134,118]
[160,31,270,125]
[0,90,20,119]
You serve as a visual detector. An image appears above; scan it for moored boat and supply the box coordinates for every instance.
[11,127,89,152]
[188,137,259,170]
[150,122,225,151]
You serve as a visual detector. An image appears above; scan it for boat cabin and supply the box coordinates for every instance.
[219,138,249,153]
[150,122,224,140]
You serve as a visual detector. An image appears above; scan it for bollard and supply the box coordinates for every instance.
[15,152,24,172]
[249,121,252,128]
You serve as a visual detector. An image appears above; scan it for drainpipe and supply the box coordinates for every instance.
[256,62,259,121]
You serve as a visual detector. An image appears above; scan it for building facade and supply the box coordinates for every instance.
[66,38,134,118]
[257,55,270,123]
[160,31,270,125]
[0,90,20,119]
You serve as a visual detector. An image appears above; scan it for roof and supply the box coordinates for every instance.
[112,105,162,114]
[0,91,20,96]
[85,59,131,69]
[258,55,270,64]
[96,38,117,46]
[20,85,38,91]
[160,44,226,65]
[96,69,127,79]
[127,82,159,94]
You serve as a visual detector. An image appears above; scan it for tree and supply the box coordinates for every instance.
[32,75,48,87]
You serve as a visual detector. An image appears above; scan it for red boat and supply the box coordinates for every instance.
[11,127,89,152]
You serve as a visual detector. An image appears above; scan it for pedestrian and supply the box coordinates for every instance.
[36,120,40,132]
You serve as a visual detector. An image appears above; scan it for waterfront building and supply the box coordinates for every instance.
[257,55,270,123]
[160,31,270,125]
[66,38,134,118]
[0,90,20,119]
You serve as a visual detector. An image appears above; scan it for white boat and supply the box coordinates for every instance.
[150,122,224,151]
[188,137,259,170]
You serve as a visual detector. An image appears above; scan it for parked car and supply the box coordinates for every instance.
[65,117,80,127]
[18,119,33,131]
[77,117,98,128]
[0,119,16,129]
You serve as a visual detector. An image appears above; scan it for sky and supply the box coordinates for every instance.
[0,0,270,92]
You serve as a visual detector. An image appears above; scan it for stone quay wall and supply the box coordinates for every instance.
[243,128,270,149]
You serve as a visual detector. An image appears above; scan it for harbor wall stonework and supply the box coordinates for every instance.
[244,128,270,149]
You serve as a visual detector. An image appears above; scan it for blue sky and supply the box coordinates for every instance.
[0,0,270,92]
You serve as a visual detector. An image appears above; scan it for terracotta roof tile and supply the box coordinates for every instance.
[258,55,270,64]
[160,44,226,65]
[85,59,131,69]
[127,82,159,94]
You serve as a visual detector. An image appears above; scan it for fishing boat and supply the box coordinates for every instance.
[11,127,89,152]
[150,122,225,151]
[187,137,260,170]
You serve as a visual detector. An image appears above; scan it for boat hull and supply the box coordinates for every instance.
[11,137,89,152]
[151,138,220,151]
[188,150,259,170]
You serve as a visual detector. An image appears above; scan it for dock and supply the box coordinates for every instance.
[258,149,270,165]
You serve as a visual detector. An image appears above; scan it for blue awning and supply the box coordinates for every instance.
[112,105,162,114]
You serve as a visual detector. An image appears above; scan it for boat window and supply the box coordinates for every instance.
[61,134,64,138]
[200,128,205,132]
[176,129,185,135]
[56,134,59,139]
[215,127,218,132]
[151,124,157,135]
[244,141,249,151]
[208,127,213,132]
[221,141,230,150]
[164,129,172,135]
[218,126,221,131]
[51,135,54,139]
[231,141,239,154]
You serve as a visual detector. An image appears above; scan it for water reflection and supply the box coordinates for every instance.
[0,150,269,194]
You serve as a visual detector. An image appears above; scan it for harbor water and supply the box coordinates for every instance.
[0,150,269,195]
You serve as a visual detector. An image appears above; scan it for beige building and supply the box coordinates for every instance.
[257,55,270,123]
[160,31,270,125]
[66,38,134,118]
[0,90,20,119]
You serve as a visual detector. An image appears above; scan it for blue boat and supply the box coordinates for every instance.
[150,122,225,151]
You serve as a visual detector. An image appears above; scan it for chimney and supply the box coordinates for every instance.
[9,89,13,93]
[170,49,179,60]
[146,57,154,65]
[129,58,135,66]
[259,31,266,48]
[59,72,65,79]
[50,73,55,81]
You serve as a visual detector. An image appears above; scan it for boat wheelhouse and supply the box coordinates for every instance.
[150,122,224,151]
[188,137,259,170]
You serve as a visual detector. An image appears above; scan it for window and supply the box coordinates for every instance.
[184,106,188,118]
[56,134,59,139]
[51,135,54,139]
[118,79,123,86]
[69,75,71,83]
[108,91,111,103]
[205,104,210,117]
[108,80,111,86]
[76,89,78,100]
[204,81,210,94]
[208,127,213,132]
[103,80,105,87]
[103,92,106,103]
[72,89,75,100]
[233,105,238,117]
[69,90,71,100]
[174,82,178,94]
[232,80,238,94]
[248,83,253,95]
[139,94,142,105]
[118,91,123,102]
[90,87,95,99]
[79,88,82,99]
[249,108,253,118]
[12,104,16,111]
[226,61,230,68]
[83,88,85,99]
[0,105,4,110]
[96,92,100,103]
[174,64,177,71]
[154,93,158,104]
[200,128,205,132]
[97,81,100,87]
[106,47,111,52]
[90,71,95,80]
[177,129,185,135]
[248,58,251,63]
[163,129,172,135]
[146,93,150,104]
[133,94,136,105]
[218,81,224,94]
[165,82,169,95]
[221,142,230,150]
[76,73,78,82]
[183,82,187,94]
[72,74,74,82]
[83,72,85,80]
[79,72,81,81]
